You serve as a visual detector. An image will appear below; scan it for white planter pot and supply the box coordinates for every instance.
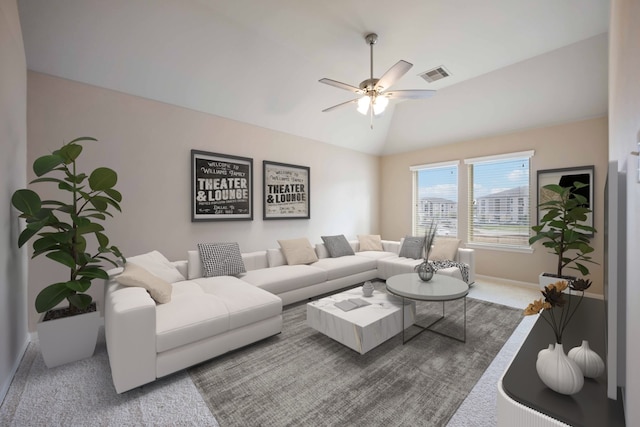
[36,306,101,368]
[538,273,576,289]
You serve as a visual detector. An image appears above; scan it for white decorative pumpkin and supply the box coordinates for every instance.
[568,340,605,378]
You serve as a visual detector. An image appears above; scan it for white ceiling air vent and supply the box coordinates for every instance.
[419,66,451,83]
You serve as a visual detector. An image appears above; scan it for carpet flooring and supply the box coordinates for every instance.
[189,297,524,427]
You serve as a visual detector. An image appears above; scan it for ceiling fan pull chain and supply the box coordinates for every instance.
[370,98,374,129]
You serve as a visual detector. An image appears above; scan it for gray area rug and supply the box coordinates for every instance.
[189,296,523,427]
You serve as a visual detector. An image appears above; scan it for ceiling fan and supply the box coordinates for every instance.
[319,33,436,128]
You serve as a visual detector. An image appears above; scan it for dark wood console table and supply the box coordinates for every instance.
[501,296,625,426]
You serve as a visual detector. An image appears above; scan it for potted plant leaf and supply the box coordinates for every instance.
[11,137,124,367]
[529,181,597,288]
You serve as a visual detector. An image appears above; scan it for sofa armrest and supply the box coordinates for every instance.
[104,280,157,393]
[456,248,475,284]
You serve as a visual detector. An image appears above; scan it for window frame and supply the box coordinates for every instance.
[464,150,535,252]
[410,160,460,238]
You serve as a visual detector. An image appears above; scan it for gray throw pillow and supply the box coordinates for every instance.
[321,235,355,258]
[198,242,246,277]
[398,236,424,259]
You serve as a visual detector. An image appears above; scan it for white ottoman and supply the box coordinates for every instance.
[306,288,415,354]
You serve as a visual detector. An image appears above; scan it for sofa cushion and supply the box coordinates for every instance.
[311,255,377,280]
[321,235,355,257]
[315,243,330,259]
[355,250,397,260]
[115,262,172,303]
[278,238,319,265]
[377,256,424,280]
[267,248,287,267]
[155,282,231,352]
[429,238,461,261]
[358,234,383,251]
[187,250,202,279]
[198,242,246,277]
[239,265,327,294]
[398,236,424,259]
[127,250,185,283]
[194,277,282,330]
[242,250,269,271]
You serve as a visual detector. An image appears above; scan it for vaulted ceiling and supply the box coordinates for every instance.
[17,0,610,155]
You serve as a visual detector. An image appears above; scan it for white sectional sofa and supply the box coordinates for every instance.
[104,238,474,393]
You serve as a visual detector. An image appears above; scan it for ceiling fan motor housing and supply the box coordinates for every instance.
[360,78,380,92]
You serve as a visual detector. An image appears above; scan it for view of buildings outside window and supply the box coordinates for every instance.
[414,155,531,248]
[415,164,458,237]
[468,157,530,247]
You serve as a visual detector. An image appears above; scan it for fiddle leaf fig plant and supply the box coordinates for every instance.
[11,137,125,315]
[529,182,597,278]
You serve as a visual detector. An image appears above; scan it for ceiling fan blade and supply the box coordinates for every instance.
[384,89,437,99]
[322,98,359,113]
[374,60,413,91]
[319,78,363,94]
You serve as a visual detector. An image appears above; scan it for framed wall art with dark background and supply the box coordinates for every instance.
[191,150,253,221]
[536,165,594,231]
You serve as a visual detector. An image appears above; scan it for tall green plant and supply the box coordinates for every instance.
[11,137,124,314]
[529,182,596,277]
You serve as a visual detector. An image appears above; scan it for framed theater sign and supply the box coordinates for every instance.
[191,150,253,221]
[263,161,310,220]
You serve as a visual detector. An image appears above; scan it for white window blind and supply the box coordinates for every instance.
[465,151,534,247]
[411,161,459,237]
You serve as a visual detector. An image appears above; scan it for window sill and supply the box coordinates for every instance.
[465,242,534,254]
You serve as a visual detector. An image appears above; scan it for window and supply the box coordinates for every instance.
[410,161,459,237]
[465,151,534,248]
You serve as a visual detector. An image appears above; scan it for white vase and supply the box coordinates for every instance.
[536,342,584,395]
[568,340,605,378]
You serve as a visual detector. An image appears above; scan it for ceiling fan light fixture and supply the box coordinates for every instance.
[319,32,436,124]
[357,96,370,115]
[373,95,388,115]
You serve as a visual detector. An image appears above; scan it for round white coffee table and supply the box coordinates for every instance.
[386,273,469,343]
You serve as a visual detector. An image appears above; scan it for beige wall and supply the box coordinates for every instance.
[381,117,608,292]
[26,71,380,330]
[0,0,29,401]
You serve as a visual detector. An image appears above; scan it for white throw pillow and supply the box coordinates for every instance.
[358,234,383,251]
[429,238,461,261]
[278,238,319,265]
[127,250,185,283]
[116,262,172,304]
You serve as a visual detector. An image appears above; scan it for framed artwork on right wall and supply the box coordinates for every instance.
[536,165,594,232]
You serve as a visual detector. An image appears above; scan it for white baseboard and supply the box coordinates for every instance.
[475,274,604,300]
[0,333,30,406]
[475,274,538,289]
